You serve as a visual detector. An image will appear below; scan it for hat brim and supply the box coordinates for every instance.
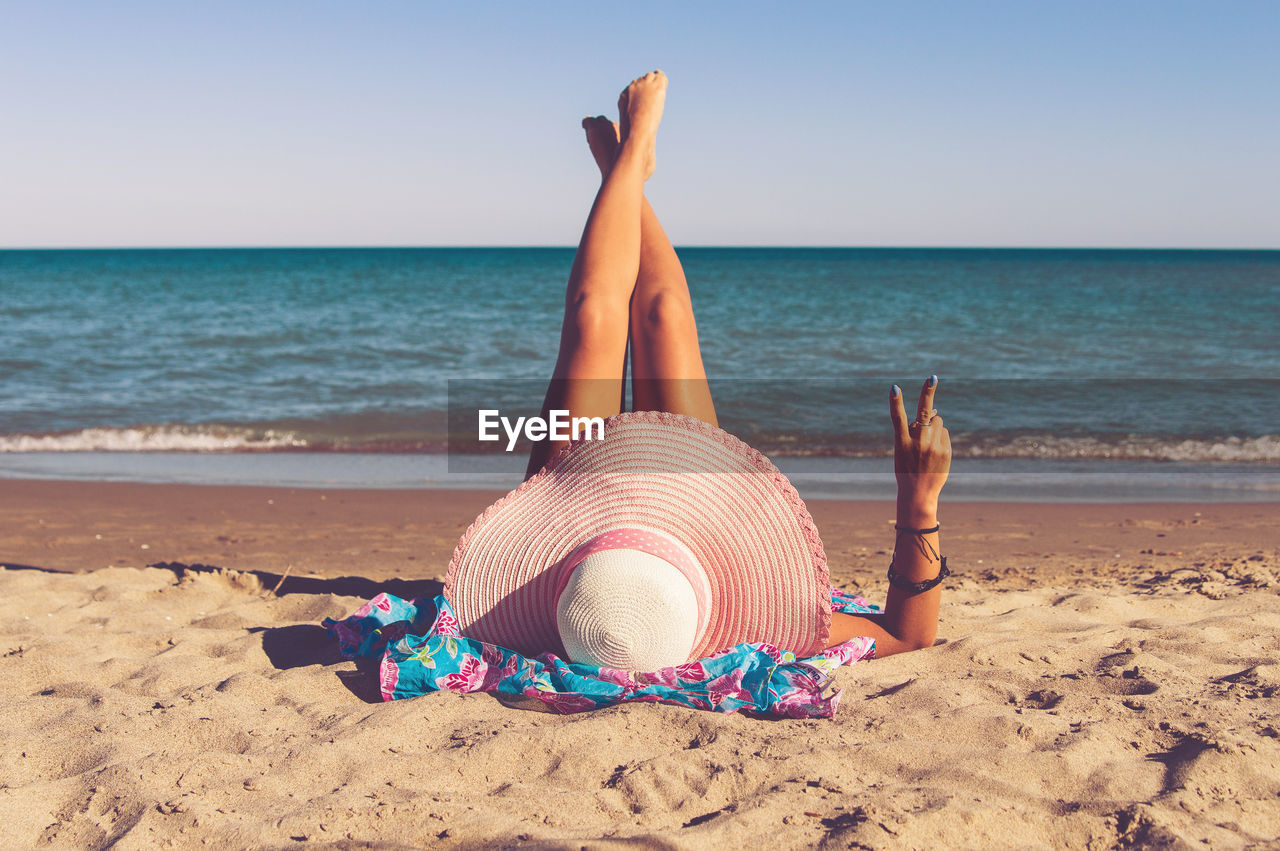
[444,411,831,663]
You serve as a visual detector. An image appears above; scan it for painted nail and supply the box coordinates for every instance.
[928,375,938,387]
[891,385,901,397]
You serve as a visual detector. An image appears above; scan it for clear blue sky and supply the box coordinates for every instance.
[3,1,1277,247]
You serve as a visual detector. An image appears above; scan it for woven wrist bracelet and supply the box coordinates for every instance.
[887,556,950,594]
[894,522,940,535]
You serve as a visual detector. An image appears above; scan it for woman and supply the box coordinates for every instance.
[444,71,951,668]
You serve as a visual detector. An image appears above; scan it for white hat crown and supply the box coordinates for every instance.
[554,530,711,670]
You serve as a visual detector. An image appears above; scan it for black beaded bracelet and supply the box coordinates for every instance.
[887,556,950,593]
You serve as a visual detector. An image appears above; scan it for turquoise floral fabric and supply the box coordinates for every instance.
[324,589,878,718]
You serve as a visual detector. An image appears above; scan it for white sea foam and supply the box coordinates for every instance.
[0,426,307,452]
[4,425,1279,463]
[969,434,1280,462]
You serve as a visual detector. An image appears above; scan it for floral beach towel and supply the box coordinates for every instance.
[324,588,878,718]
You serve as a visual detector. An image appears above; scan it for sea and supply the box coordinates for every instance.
[2,248,1277,501]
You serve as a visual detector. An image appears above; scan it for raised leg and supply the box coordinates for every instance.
[629,198,717,426]
[579,117,717,427]
[525,71,668,478]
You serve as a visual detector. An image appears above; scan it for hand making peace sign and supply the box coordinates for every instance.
[890,376,952,506]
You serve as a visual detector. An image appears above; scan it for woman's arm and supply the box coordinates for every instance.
[827,376,952,656]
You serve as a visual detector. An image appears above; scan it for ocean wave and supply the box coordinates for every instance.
[738,430,1280,463]
[960,434,1280,462]
[3,423,1278,463]
[0,425,308,452]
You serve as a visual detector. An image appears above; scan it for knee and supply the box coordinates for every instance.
[637,290,695,337]
[566,292,629,349]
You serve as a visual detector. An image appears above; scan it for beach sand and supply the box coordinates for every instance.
[1,480,1277,848]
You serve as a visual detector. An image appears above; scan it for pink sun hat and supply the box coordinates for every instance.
[444,411,832,669]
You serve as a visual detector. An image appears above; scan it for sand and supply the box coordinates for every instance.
[1,480,1278,848]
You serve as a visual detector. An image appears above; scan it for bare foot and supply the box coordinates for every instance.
[616,70,667,180]
[581,115,620,179]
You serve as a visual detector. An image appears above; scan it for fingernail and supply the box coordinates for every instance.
[891,385,900,397]
[928,375,938,387]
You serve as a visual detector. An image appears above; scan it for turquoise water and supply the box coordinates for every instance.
[2,248,1277,497]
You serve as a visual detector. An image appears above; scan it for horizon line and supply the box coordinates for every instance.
[3,244,1279,252]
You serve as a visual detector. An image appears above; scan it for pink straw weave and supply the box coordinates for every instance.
[444,411,831,662]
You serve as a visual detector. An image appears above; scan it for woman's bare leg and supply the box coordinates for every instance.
[631,198,717,425]
[580,117,717,426]
[525,71,668,478]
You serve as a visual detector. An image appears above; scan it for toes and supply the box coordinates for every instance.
[622,70,667,98]
[582,116,615,140]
